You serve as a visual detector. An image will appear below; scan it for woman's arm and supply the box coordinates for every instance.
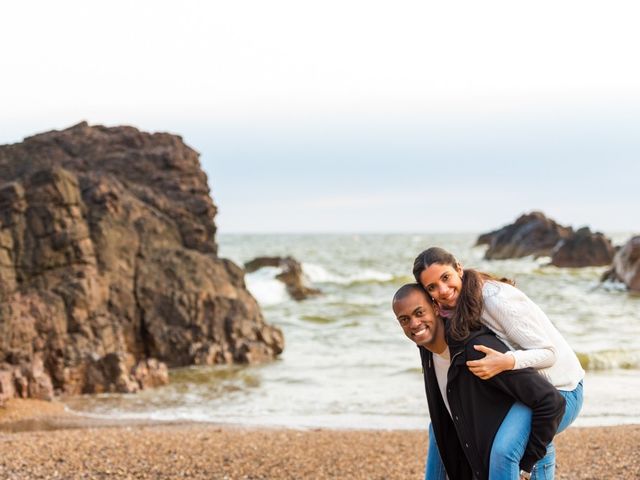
[467,335,566,474]
[466,344,515,380]
[467,282,558,379]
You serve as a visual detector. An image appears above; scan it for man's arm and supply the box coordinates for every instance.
[466,334,566,473]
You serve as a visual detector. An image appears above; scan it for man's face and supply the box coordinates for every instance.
[393,289,443,349]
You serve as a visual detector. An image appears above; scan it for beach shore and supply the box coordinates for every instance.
[0,400,637,479]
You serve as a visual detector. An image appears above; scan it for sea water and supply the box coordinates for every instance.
[65,233,640,429]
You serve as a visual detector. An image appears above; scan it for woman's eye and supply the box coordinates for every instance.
[443,274,449,280]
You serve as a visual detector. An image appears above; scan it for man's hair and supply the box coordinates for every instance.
[392,283,426,305]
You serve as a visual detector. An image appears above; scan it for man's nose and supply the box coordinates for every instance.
[408,315,421,327]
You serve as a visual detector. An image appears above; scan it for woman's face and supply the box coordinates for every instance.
[418,262,463,309]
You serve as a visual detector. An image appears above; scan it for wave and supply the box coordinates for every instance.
[300,315,336,324]
[303,263,399,285]
[244,267,289,306]
[576,349,640,370]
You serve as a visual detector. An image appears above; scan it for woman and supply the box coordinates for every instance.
[413,247,584,480]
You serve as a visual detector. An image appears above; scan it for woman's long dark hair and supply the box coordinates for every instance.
[412,247,514,342]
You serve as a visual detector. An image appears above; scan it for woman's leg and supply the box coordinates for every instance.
[530,443,556,480]
[529,381,584,479]
[425,423,447,480]
[490,381,584,480]
[557,380,584,433]
[489,402,532,480]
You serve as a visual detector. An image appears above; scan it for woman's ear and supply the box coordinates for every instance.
[456,263,464,278]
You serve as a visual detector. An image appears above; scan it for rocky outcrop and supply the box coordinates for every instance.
[475,231,495,247]
[477,212,618,268]
[477,211,573,260]
[550,227,616,268]
[601,236,640,292]
[245,256,321,301]
[0,122,284,402]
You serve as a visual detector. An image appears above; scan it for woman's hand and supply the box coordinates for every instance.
[466,345,516,380]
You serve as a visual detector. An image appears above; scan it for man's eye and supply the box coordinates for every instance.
[416,310,424,316]
[426,285,434,292]
[443,274,449,280]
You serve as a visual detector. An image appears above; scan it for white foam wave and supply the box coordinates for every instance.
[245,267,288,306]
[303,263,393,285]
[303,263,346,283]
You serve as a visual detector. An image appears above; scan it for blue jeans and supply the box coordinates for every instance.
[425,381,583,480]
[425,422,447,480]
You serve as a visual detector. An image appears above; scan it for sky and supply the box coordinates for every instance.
[2,1,639,234]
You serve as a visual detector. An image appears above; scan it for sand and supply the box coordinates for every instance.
[0,400,637,479]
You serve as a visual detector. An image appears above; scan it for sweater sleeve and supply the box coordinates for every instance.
[482,282,557,370]
[467,335,566,472]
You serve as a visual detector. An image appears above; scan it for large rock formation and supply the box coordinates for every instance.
[0,122,284,402]
[476,211,573,260]
[477,212,616,267]
[550,227,615,268]
[601,236,640,292]
[244,256,321,301]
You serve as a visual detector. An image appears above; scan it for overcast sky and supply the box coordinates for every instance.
[2,1,639,233]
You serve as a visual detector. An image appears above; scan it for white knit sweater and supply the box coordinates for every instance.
[480,280,585,391]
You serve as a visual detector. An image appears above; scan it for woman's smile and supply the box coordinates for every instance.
[418,263,463,308]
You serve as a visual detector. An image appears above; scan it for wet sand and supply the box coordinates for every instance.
[0,400,637,479]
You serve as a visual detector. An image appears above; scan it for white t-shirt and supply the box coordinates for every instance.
[433,346,452,418]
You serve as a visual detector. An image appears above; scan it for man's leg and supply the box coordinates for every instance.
[425,423,447,480]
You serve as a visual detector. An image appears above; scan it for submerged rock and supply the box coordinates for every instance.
[550,227,615,268]
[477,211,573,260]
[477,212,616,267]
[601,236,640,292]
[0,122,284,402]
[245,256,321,301]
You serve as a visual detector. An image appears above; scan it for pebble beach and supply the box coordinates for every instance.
[1,400,638,479]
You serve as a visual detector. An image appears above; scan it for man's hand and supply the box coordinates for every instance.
[466,345,516,380]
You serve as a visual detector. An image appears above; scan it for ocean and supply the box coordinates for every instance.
[64,233,640,429]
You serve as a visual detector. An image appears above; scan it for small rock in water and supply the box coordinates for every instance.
[245,256,321,300]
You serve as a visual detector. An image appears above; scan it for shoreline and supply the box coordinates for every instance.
[1,400,639,479]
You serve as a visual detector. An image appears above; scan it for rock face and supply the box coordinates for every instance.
[601,236,640,292]
[0,122,284,402]
[550,227,615,268]
[477,211,573,260]
[244,256,321,301]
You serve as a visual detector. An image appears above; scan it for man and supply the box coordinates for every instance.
[392,283,565,480]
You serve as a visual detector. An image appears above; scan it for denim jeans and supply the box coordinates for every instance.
[424,381,584,480]
[425,422,447,480]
